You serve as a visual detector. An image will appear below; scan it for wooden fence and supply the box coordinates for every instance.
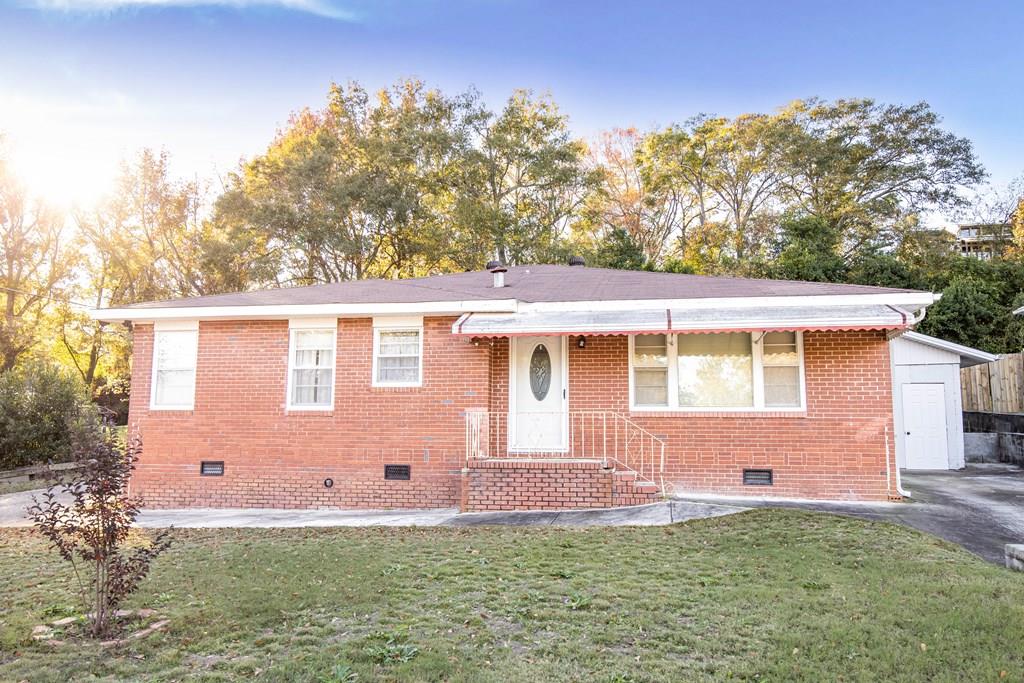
[962,352,1024,413]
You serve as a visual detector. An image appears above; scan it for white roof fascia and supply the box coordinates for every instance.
[91,291,939,324]
[899,331,999,367]
[520,292,938,314]
[90,299,521,323]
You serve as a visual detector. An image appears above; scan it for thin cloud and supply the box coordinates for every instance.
[25,0,359,20]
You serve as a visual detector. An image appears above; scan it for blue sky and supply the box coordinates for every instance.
[2,0,1022,214]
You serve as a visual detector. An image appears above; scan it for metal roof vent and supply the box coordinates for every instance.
[485,259,503,270]
[489,262,508,288]
[568,255,586,267]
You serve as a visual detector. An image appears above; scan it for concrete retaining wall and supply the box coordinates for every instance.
[963,412,1024,466]
[965,433,999,462]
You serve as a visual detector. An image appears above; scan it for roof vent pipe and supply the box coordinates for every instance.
[489,263,508,288]
[568,255,586,267]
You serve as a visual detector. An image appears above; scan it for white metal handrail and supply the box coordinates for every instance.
[464,409,666,488]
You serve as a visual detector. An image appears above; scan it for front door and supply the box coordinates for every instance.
[510,336,567,452]
[902,383,949,469]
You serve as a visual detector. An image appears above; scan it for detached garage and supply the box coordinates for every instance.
[890,331,997,470]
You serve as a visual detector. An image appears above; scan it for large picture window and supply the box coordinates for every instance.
[287,325,336,410]
[150,323,199,410]
[629,331,805,411]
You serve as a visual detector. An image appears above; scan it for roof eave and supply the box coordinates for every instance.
[900,331,999,367]
[521,292,938,313]
[91,291,940,324]
[90,299,521,323]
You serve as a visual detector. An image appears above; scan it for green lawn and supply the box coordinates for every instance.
[1,509,1022,682]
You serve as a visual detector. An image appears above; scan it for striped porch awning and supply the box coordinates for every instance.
[452,304,913,337]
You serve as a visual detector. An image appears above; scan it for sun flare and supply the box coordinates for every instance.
[7,138,115,209]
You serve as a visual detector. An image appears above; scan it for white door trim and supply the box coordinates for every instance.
[508,336,569,453]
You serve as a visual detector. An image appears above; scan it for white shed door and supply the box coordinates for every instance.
[902,383,949,469]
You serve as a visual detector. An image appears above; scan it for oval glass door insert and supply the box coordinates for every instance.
[529,344,552,400]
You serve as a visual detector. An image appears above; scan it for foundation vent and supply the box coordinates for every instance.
[384,464,411,481]
[742,468,773,486]
[200,461,225,476]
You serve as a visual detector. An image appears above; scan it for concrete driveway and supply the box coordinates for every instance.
[2,464,1021,564]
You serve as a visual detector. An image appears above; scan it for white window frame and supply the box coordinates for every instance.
[372,316,424,388]
[149,320,199,411]
[286,318,338,411]
[628,331,806,413]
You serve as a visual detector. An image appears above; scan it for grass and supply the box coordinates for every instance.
[1,509,1023,681]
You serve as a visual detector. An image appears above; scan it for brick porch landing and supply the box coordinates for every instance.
[460,459,661,511]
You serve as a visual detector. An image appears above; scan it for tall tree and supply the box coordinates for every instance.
[454,90,598,266]
[79,149,208,305]
[771,215,848,283]
[780,98,986,256]
[216,80,473,284]
[917,277,1004,351]
[637,118,721,253]
[0,141,77,371]
[60,149,206,396]
[638,113,792,269]
[702,113,792,261]
[579,128,685,264]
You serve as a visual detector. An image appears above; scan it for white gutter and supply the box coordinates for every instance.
[886,426,911,499]
[895,459,910,499]
[90,298,521,323]
[886,341,912,499]
[92,291,939,324]
[524,292,938,313]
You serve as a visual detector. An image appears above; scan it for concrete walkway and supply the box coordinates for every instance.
[0,490,744,529]
[134,500,747,528]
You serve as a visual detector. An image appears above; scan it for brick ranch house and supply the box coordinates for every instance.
[92,262,939,511]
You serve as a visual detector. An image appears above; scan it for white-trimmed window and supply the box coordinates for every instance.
[629,331,805,411]
[761,331,802,408]
[632,334,669,407]
[373,316,423,387]
[287,320,337,410]
[150,321,199,410]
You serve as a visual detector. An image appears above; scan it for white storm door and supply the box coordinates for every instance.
[902,383,949,469]
[510,336,567,452]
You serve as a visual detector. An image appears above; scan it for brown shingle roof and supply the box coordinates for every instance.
[121,264,925,309]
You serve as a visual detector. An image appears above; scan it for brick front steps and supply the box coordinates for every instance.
[460,459,661,512]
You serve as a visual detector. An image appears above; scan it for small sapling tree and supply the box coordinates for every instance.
[27,428,171,637]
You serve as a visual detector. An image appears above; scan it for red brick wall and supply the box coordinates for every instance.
[557,330,897,501]
[128,317,489,509]
[129,322,897,509]
[462,460,613,511]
